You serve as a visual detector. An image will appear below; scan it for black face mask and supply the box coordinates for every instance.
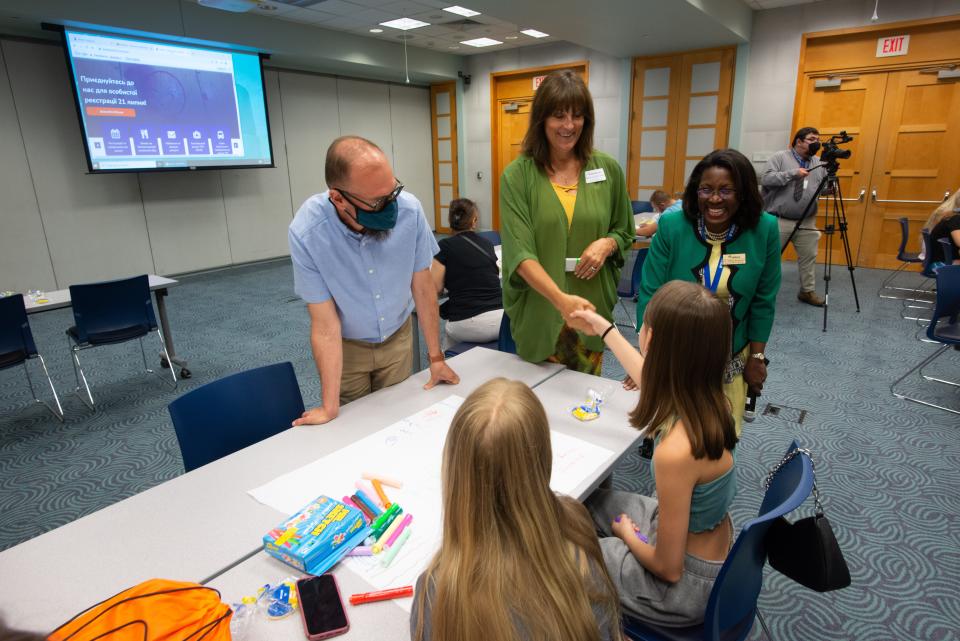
[807,141,821,156]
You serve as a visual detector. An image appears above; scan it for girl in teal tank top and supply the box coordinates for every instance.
[572,280,739,627]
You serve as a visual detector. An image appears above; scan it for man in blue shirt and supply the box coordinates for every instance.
[288,136,459,426]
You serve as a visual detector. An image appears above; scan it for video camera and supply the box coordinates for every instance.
[820,131,853,166]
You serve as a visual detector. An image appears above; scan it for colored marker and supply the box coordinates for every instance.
[380,527,412,567]
[371,479,392,509]
[614,515,649,543]
[371,504,401,534]
[348,585,413,605]
[372,511,404,553]
[362,472,403,489]
[350,494,375,522]
[353,489,382,518]
[354,481,386,507]
[385,513,413,548]
[346,546,373,557]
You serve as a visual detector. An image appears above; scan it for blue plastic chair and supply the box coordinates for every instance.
[900,230,941,322]
[168,362,305,472]
[937,236,957,263]
[632,200,655,214]
[892,264,960,415]
[878,218,925,300]
[476,230,501,246]
[0,294,63,421]
[616,249,647,330]
[623,441,815,641]
[66,274,176,409]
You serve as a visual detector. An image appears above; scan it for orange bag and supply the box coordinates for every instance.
[48,579,232,641]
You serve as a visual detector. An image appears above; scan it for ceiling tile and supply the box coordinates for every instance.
[277,7,339,23]
[300,0,368,16]
[247,0,299,16]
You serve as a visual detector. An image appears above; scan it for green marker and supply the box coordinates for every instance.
[371,504,401,538]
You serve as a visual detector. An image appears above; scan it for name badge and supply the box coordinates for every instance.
[585,168,606,183]
[803,179,809,191]
[724,253,746,265]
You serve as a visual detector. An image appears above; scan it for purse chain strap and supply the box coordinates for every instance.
[763,447,824,515]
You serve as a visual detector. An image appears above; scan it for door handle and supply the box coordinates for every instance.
[819,188,864,203]
[870,189,951,204]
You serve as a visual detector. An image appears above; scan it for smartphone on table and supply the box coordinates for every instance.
[296,574,349,640]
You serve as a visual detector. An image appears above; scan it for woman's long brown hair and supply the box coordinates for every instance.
[414,378,621,641]
[629,281,738,459]
[521,69,595,172]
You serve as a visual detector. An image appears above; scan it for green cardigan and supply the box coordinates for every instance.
[636,210,782,353]
[500,151,635,362]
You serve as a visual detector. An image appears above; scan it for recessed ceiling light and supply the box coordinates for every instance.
[379,17,430,30]
[369,28,384,33]
[504,35,518,40]
[521,28,549,38]
[443,5,481,17]
[460,37,502,47]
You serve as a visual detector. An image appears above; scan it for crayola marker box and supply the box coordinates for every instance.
[263,495,370,574]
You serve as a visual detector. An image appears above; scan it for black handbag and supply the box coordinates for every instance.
[763,448,851,592]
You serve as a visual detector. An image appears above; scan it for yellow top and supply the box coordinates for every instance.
[551,182,578,228]
[705,237,731,301]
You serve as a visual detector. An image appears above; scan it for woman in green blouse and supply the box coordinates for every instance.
[500,70,635,374]
[636,148,782,434]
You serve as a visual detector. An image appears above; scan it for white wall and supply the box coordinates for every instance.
[739,0,960,169]
[460,42,629,230]
[0,38,434,293]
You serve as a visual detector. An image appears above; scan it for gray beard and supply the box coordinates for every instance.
[364,228,391,241]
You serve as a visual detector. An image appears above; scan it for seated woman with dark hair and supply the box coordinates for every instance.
[430,199,504,351]
[636,148,782,434]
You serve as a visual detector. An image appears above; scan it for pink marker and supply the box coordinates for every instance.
[342,495,365,520]
[385,514,413,548]
[347,546,373,557]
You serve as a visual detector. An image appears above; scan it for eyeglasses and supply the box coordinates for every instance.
[697,187,737,199]
[336,180,404,212]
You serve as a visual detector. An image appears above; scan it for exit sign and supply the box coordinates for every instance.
[876,34,909,57]
[533,75,546,90]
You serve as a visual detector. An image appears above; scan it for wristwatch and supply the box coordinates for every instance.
[750,352,766,361]
[429,353,445,364]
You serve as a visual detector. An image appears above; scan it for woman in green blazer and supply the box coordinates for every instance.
[500,70,635,374]
[636,149,782,434]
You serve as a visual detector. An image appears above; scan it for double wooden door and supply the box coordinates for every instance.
[794,68,960,268]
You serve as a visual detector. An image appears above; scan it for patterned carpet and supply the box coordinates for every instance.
[1,257,957,641]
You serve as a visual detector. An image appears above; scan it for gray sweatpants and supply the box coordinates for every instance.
[586,489,728,628]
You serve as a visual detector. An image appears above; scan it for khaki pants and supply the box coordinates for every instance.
[778,216,820,293]
[340,317,414,405]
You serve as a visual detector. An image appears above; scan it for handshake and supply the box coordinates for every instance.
[558,294,611,336]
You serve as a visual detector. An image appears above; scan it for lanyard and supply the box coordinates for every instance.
[698,217,736,294]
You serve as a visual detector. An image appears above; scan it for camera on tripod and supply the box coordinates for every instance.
[819,131,853,167]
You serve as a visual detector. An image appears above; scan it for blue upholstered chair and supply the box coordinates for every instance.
[497,312,516,354]
[891,264,960,415]
[0,293,63,421]
[623,441,815,641]
[168,362,305,472]
[66,274,176,409]
[632,200,655,214]
[475,230,501,246]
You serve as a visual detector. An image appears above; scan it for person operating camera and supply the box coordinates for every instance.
[760,127,829,307]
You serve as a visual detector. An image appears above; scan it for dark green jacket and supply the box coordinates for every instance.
[636,210,782,353]
[500,152,635,362]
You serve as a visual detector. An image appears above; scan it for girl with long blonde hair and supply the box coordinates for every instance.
[923,189,960,264]
[571,280,738,627]
[410,378,622,641]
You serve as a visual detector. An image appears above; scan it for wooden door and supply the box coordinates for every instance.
[793,73,887,266]
[498,99,532,180]
[858,69,960,268]
[490,63,588,229]
[430,83,459,233]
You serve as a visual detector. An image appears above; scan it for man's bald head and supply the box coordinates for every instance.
[325,136,387,188]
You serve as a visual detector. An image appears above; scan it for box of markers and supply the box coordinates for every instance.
[263,495,370,575]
